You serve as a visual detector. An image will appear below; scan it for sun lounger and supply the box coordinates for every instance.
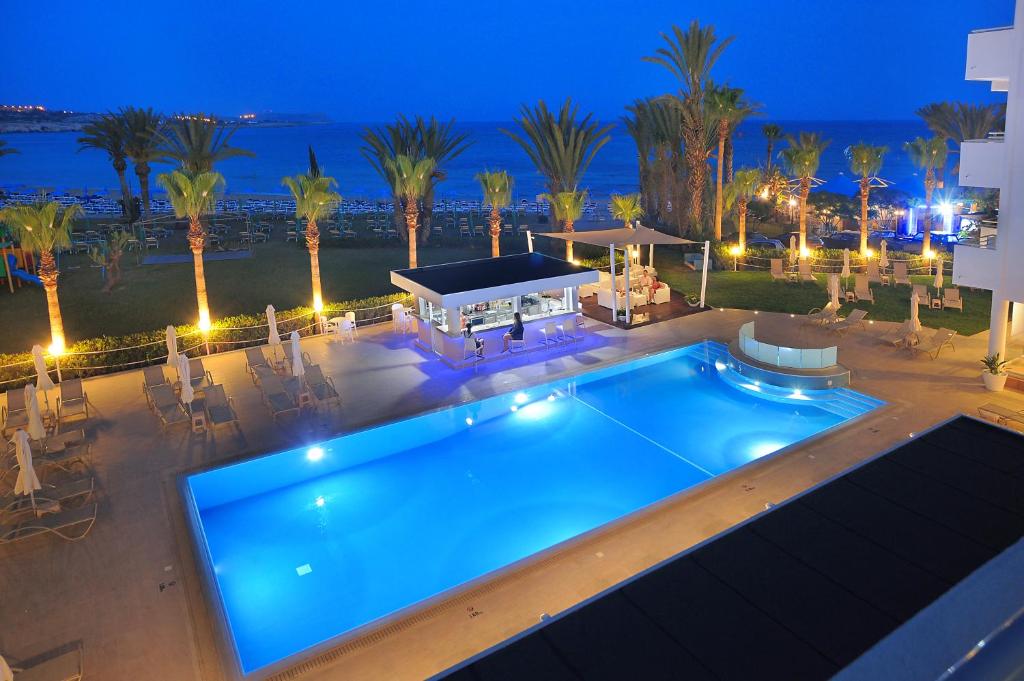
[804,304,840,326]
[244,346,273,383]
[909,327,956,359]
[942,287,964,312]
[203,385,240,434]
[978,403,1024,428]
[866,259,881,284]
[148,384,190,432]
[854,274,874,303]
[2,388,28,437]
[304,365,341,411]
[770,258,786,282]
[0,503,97,544]
[258,375,299,422]
[187,358,215,394]
[798,259,815,283]
[893,261,911,286]
[3,643,83,681]
[912,284,930,307]
[1,476,94,516]
[56,379,89,429]
[878,319,915,346]
[829,308,868,335]
[141,365,169,408]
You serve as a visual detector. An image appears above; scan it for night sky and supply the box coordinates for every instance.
[1,0,1012,121]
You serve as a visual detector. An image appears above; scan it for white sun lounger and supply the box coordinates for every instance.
[3,643,83,681]
[0,503,97,544]
[2,388,28,437]
[56,379,90,429]
[829,308,868,335]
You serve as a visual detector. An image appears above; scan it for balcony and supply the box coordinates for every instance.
[959,135,1006,189]
[953,238,1001,290]
[966,26,1014,90]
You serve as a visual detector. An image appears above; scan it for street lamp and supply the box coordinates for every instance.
[729,245,742,272]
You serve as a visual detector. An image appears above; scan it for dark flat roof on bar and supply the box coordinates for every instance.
[437,416,1024,681]
[392,253,593,296]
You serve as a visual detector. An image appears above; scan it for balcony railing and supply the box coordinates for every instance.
[958,232,998,250]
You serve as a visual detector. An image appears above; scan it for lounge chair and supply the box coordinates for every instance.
[798,259,815,283]
[187,358,215,394]
[909,327,956,359]
[804,304,840,326]
[1,476,94,516]
[942,287,964,312]
[912,284,931,307]
[2,643,83,681]
[56,380,89,429]
[142,365,169,408]
[0,504,97,544]
[878,319,916,347]
[829,308,868,335]
[893,261,911,286]
[2,388,28,437]
[770,258,786,282]
[304,365,341,411]
[853,274,874,303]
[866,259,881,284]
[258,375,299,422]
[539,322,562,346]
[560,321,577,343]
[244,346,273,384]
[148,384,190,432]
[203,385,240,434]
[978,403,1024,429]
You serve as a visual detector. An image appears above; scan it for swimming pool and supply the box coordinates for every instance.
[183,341,882,675]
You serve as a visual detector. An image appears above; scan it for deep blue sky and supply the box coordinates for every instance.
[1,0,1012,122]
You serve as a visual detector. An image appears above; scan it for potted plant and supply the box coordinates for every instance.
[685,293,701,308]
[981,353,1009,392]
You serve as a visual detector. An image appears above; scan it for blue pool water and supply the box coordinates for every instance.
[184,341,882,674]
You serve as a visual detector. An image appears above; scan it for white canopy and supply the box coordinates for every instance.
[534,224,696,247]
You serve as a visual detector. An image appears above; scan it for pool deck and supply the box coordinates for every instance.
[2,309,1022,680]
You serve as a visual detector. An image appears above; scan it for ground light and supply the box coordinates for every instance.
[864,248,874,258]
[729,245,742,271]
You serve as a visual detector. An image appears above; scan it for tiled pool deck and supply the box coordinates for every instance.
[1,310,1021,680]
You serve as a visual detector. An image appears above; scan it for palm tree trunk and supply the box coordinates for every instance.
[860,178,870,255]
[798,179,810,253]
[724,134,735,183]
[714,119,727,240]
[564,218,574,262]
[114,160,132,207]
[405,202,419,268]
[136,162,151,218]
[683,129,705,234]
[489,207,501,258]
[307,219,324,311]
[738,199,747,251]
[38,250,66,352]
[922,173,935,255]
[187,218,211,329]
[766,140,774,169]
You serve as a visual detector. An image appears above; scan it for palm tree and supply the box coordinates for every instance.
[0,202,81,352]
[904,136,948,254]
[917,101,1005,181]
[726,168,761,251]
[282,174,341,312]
[414,116,472,243]
[386,155,436,268]
[610,193,644,228]
[361,122,414,240]
[119,106,163,217]
[845,143,888,255]
[644,20,733,232]
[724,96,757,183]
[156,170,224,330]
[0,140,18,157]
[623,98,683,230]
[78,113,132,206]
[707,85,757,239]
[475,170,513,258]
[762,123,784,169]
[541,190,587,261]
[158,113,254,174]
[502,99,611,200]
[779,132,830,253]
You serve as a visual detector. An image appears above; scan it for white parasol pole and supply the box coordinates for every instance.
[525,230,533,253]
[699,240,710,308]
[609,243,617,323]
[623,246,631,325]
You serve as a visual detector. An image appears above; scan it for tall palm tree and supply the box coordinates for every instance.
[623,98,683,230]
[502,99,611,199]
[0,140,18,157]
[475,170,513,258]
[282,174,341,312]
[644,20,733,232]
[119,106,163,217]
[156,170,224,330]
[845,143,888,255]
[904,136,948,254]
[542,190,587,261]
[725,168,761,251]
[724,96,757,183]
[779,132,830,253]
[762,123,784,169]
[0,202,81,352]
[610,193,644,228]
[413,116,472,243]
[158,113,255,174]
[361,121,414,241]
[707,85,757,239]
[386,155,435,268]
[78,113,132,206]
[917,101,1005,181]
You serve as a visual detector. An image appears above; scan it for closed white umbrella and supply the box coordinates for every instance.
[266,305,281,346]
[789,235,797,266]
[841,248,851,285]
[910,292,922,332]
[25,384,45,441]
[31,344,54,392]
[879,240,889,269]
[933,253,944,290]
[12,429,41,511]
[828,273,841,310]
[290,330,305,378]
[177,354,194,409]
[165,325,177,367]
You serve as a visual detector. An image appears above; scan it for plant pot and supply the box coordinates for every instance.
[982,372,1008,392]
[686,300,701,308]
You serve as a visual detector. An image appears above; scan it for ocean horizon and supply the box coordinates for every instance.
[0,119,934,202]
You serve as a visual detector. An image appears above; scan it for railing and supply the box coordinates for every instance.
[957,233,998,250]
[738,322,838,369]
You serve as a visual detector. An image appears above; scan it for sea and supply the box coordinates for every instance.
[0,120,933,202]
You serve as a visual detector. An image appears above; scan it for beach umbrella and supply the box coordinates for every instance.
[828,273,840,310]
[933,253,944,290]
[177,354,194,409]
[32,344,54,392]
[880,240,889,269]
[789,235,797,266]
[841,248,851,285]
[290,330,305,379]
[267,305,281,346]
[910,292,922,332]
[12,430,42,511]
[165,325,177,367]
[24,384,45,441]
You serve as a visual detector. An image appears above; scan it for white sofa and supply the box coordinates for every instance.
[649,284,671,305]
[597,287,646,310]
